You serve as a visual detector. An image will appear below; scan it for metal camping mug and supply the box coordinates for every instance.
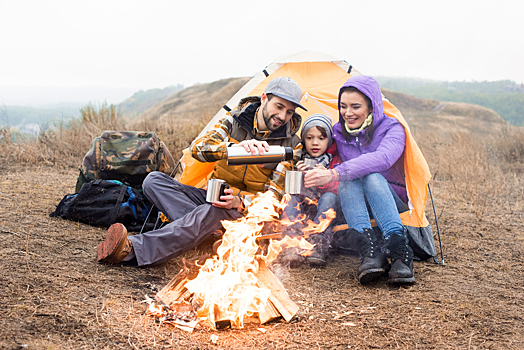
[206,179,229,203]
[285,171,303,194]
[303,158,317,170]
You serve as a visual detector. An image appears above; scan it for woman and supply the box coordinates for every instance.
[303,75,414,284]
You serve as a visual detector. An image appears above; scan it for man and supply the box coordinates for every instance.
[96,77,305,266]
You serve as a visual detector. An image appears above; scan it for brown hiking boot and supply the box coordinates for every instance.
[97,223,133,264]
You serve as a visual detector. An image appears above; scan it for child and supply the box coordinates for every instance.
[284,113,341,266]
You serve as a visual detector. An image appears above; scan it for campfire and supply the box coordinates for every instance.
[145,191,335,331]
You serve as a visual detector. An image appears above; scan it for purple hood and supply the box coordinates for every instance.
[337,75,385,127]
[333,75,408,203]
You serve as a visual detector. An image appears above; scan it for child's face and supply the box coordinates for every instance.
[304,126,329,158]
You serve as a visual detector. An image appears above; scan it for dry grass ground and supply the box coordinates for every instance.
[1,162,523,349]
[1,81,523,349]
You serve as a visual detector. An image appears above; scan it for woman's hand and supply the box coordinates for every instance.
[212,188,242,210]
[303,168,334,188]
[237,140,270,155]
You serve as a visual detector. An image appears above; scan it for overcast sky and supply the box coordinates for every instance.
[1,0,523,105]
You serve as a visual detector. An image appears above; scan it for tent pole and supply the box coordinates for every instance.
[139,157,183,234]
[428,183,444,265]
[153,212,162,231]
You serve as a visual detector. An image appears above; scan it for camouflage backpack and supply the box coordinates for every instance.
[76,131,175,192]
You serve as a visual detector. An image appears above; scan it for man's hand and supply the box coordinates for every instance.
[212,188,242,210]
[238,140,270,156]
[303,168,333,188]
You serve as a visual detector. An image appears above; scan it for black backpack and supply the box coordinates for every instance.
[50,180,157,232]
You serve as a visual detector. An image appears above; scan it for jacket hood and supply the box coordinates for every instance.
[338,75,384,128]
[233,96,302,140]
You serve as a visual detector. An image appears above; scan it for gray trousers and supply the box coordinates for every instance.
[128,172,242,266]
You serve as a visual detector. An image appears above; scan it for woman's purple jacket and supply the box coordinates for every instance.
[332,75,408,204]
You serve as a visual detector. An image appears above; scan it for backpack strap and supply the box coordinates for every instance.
[109,184,128,225]
[135,190,144,222]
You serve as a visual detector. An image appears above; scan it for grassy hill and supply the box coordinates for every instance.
[129,78,509,141]
[118,84,184,117]
[1,77,519,167]
[381,88,506,133]
[376,77,524,126]
[3,76,516,165]
[130,77,250,125]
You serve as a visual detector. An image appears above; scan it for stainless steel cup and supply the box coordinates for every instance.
[303,158,317,170]
[285,171,303,194]
[206,179,229,203]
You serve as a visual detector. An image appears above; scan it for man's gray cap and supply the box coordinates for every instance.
[264,77,307,111]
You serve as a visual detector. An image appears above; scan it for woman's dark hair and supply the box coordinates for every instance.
[339,86,375,143]
[339,86,372,110]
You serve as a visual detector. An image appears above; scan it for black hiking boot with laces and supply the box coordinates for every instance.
[356,228,390,284]
[383,230,415,284]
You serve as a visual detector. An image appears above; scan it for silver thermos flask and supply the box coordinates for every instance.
[226,145,295,165]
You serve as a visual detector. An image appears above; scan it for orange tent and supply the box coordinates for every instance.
[178,51,436,258]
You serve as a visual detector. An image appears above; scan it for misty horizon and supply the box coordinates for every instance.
[2,75,523,108]
[0,85,143,107]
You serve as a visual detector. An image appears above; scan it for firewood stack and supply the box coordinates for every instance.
[155,259,298,330]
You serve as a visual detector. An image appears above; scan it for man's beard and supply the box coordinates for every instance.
[261,103,285,131]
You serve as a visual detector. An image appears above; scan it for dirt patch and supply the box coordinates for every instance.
[1,165,523,349]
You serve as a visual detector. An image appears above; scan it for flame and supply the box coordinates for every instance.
[301,250,314,257]
[301,209,336,236]
[152,190,335,329]
[303,197,318,206]
[281,193,292,206]
[183,192,282,329]
[147,300,164,317]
